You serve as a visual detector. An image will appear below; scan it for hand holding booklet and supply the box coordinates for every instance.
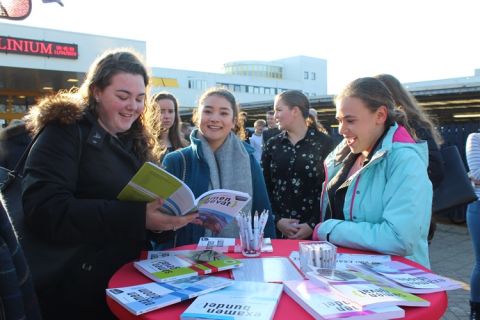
[117,162,251,233]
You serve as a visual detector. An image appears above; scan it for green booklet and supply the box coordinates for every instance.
[117,162,251,232]
[133,249,243,283]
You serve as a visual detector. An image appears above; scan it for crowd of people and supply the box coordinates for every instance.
[0,47,478,319]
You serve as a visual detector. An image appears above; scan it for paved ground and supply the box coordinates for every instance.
[429,218,473,320]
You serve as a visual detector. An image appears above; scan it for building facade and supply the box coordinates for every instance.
[0,22,328,125]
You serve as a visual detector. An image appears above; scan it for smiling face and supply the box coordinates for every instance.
[156,98,176,131]
[94,72,146,135]
[198,94,236,151]
[336,96,387,156]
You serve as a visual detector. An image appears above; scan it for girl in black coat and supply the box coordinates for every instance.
[22,49,198,319]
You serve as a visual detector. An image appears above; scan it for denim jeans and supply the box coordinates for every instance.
[467,200,480,302]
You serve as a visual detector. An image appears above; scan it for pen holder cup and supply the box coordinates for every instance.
[299,241,337,273]
[240,232,263,258]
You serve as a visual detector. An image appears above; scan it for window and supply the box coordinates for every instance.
[311,72,316,80]
[304,71,309,80]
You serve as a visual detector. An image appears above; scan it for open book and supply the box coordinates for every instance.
[106,275,233,315]
[117,162,251,232]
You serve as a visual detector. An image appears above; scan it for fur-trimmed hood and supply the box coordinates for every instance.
[25,92,86,135]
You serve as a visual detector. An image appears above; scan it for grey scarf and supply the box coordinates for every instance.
[197,130,253,237]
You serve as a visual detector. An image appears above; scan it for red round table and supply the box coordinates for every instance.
[107,239,447,319]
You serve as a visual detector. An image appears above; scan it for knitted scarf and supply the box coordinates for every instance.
[197,131,253,237]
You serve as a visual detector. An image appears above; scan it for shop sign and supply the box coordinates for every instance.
[0,35,78,59]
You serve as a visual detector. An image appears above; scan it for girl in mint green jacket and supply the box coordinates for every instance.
[314,77,432,268]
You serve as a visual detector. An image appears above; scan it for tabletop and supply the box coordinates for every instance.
[107,239,448,320]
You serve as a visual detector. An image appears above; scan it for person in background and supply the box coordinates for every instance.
[313,77,432,268]
[21,49,198,319]
[375,74,444,242]
[308,108,330,135]
[249,119,266,163]
[0,118,31,170]
[234,111,251,143]
[163,87,276,246]
[0,201,42,320]
[263,110,281,144]
[180,121,193,143]
[466,132,480,319]
[145,92,188,162]
[262,90,333,239]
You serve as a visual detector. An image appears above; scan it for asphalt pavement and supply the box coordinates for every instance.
[429,218,473,320]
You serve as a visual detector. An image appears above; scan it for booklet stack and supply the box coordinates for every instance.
[284,280,406,320]
[106,275,233,315]
[350,260,463,294]
[181,281,283,320]
[134,249,243,283]
[306,268,430,310]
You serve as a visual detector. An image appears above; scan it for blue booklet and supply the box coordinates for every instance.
[106,275,233,315]
[181,281,283,320]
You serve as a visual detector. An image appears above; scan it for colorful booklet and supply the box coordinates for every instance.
[106,275,233,315]
[306,268,430,309]
[196,237,273,253]
[283,280,405,320]
[350,261,463,294]
[181,281,283,320]
[118,162,251,233]
[288,251,391,273]
[134,249,243,283]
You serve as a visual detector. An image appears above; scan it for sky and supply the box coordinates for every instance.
[3,0,480,94]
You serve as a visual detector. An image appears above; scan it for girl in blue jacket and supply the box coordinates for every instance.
[314,77,432,268]
[163,87,276,247]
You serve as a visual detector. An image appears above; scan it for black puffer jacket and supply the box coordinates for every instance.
[22,95,147,319]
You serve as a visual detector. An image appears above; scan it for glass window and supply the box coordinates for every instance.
[304,71,309,80]
[311,72,316,80]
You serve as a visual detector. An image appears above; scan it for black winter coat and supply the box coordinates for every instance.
[22,103,147,319]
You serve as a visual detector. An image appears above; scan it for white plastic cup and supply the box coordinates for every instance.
[240,232,263,257]
[299,241,337,273]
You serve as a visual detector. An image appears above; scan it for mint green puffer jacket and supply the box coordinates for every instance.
[317,123,432,268]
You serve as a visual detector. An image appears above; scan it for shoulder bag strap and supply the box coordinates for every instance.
[13,128,44,179]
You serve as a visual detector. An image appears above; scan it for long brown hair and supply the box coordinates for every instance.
[78,48,160,163]
[145,92,188,158]
[335,77,412,134]
[375,74,443,145]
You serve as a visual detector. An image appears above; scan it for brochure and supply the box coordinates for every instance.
[306,268,430,309]
[106,275,233,315]
[283,280,405,320]
[181,281,283,320]
[289,251,391,273]
[350,261,463,294]
[196,237,273,253]
[117,162,251,233]
[134,249,243,283]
